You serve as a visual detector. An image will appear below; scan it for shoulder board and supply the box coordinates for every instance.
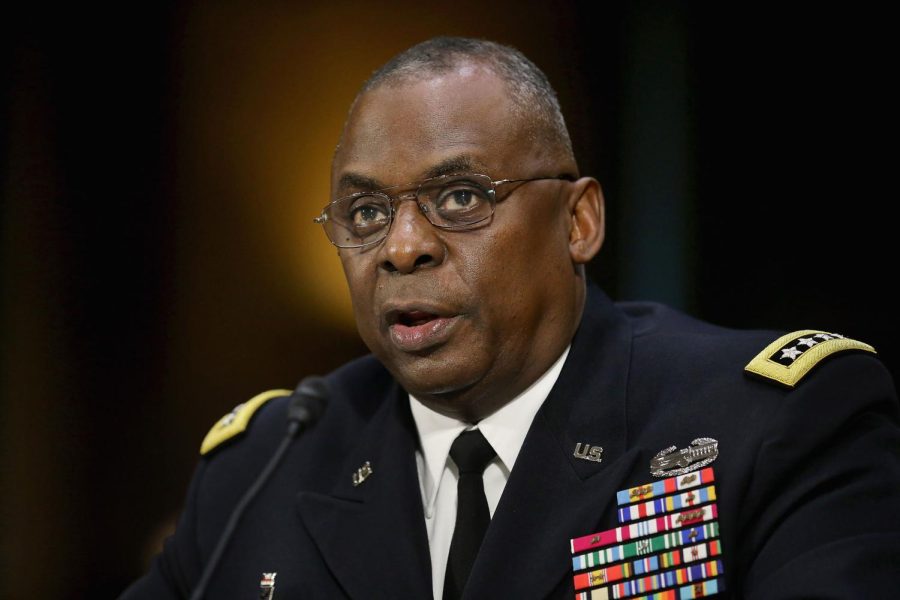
[200,389,292,455]
[744,330,876,388]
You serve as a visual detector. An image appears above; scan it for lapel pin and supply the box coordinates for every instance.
[573,442,604,463]
[352,461,373,486]
[259,572,276,600]
[650,437,718,477]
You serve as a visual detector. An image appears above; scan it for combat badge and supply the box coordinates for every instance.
[650,438,718,478]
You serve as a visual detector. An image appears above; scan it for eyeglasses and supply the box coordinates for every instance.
[314,172,574,248]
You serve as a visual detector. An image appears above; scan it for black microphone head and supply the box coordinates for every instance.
[295,376,329,400]
[287,376,328,430]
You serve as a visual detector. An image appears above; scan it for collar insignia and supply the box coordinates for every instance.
[352,461,373,487]
[573,442,604,463]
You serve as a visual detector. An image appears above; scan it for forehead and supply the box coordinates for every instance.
[333,66,538,192]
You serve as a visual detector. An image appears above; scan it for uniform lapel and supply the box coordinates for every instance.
[465,284,636,598]
[295,284,633,599]
[295,384,432,599]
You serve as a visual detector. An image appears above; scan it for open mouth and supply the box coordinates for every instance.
[386,308,460,352]
[396,310,439,327]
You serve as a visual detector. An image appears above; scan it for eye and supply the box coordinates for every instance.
[346,195,390,230]
[434,183,490,216]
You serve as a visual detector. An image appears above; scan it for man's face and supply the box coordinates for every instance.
[331,65,584,420]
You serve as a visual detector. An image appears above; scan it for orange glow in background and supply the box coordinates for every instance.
[1,3,588,595]
[9,4,889,597]
[170,1,580,333]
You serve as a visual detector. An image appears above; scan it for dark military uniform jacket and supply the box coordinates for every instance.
[122,284,900,599]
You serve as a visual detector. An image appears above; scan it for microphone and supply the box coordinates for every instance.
[287,376,328,434]
[189,376,329,600]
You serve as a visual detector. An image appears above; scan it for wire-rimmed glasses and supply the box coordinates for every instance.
[314,173,573,248]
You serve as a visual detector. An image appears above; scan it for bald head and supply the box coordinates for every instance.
[341,37,576,169]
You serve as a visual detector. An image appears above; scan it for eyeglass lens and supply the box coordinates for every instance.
[324,174,495,248]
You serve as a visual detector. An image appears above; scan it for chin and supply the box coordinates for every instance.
[387,351,482,398]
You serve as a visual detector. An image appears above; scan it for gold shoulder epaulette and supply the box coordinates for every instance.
[744,330,876,388]
[200,389,292,455]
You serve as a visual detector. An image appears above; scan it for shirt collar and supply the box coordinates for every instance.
[409,345,571,513]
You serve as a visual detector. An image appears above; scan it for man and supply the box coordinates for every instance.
[123,37,900,599]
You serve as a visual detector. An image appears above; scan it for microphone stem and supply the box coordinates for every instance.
[189,428,297,600]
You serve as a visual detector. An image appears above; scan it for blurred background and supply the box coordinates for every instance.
[1,1,895,597]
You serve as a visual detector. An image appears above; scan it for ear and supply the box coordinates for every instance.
[567,177,605,264]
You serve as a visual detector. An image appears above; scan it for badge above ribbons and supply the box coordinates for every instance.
[650,438,718,478]
[570,468,724,599]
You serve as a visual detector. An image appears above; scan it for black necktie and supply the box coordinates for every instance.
[443,429,497,600]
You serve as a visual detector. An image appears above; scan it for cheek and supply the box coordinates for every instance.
[486,214,569,314]
[339,255,377,322]
[459,226,537,323]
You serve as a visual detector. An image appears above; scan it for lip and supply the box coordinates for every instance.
[383,302,462,353]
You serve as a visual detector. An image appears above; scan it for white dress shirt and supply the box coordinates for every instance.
[409,346,571,600]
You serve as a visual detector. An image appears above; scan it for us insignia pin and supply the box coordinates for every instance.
[650,437,719,477]
[260,572,276,600]
[352,461,373,486]
[574,442,604,463]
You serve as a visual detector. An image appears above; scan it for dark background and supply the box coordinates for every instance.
[2,2,894,597]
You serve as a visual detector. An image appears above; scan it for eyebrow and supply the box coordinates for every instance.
[424,154,490,179]
[336,154,492,196]
[336,172,384,194]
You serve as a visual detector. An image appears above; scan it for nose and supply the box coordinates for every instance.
[378,195,445,274]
